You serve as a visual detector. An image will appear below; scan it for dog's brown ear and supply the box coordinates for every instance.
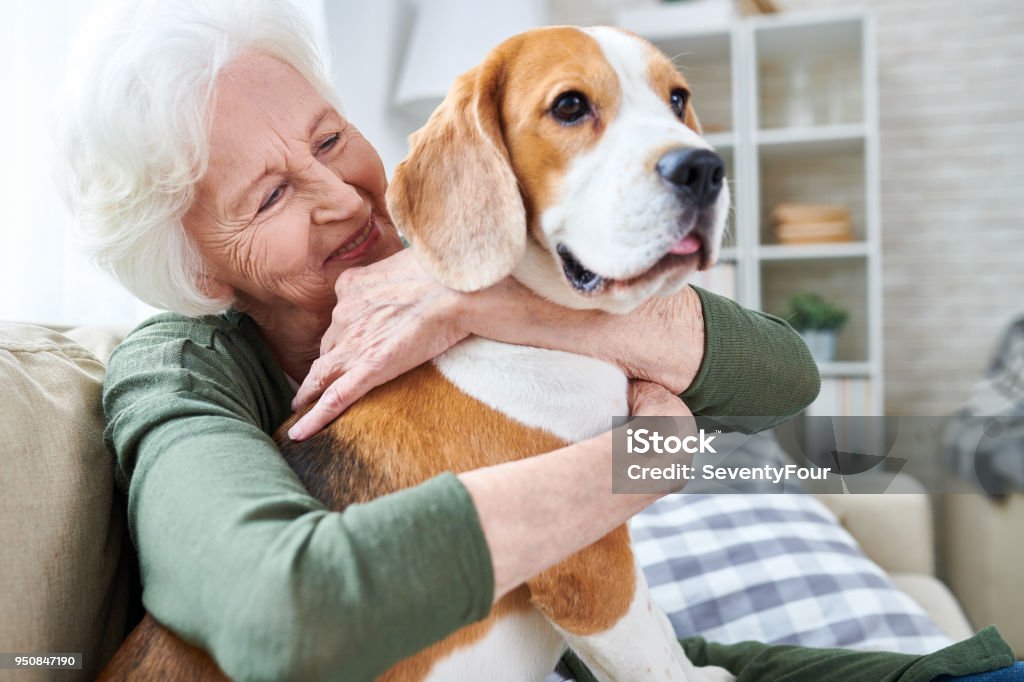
[388,58,525,292]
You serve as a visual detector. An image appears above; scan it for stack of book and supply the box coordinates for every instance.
[771,203,853,245]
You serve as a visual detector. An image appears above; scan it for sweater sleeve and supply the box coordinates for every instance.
[560,627,1015,682]
[681,287,821,433]
[103,314,494,682]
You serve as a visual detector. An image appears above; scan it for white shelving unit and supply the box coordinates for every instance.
[616,8,883,415]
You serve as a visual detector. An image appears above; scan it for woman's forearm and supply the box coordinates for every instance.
[460,432,659,601]
[462,281,705,394]
[463,283,820,430]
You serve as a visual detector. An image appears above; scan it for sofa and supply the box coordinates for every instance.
[0,322,981,680]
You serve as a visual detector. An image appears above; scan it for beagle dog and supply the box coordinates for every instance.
[101,26,731,682]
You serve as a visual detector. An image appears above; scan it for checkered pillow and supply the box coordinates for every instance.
[631,493,953,654]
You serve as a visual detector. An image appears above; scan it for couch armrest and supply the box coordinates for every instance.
[942,493,1024,656]
[814,476,935,576]
[0,324,132,678]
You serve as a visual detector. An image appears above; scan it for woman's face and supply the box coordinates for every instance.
[185,51,403,317]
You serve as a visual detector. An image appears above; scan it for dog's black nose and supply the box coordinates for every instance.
[656,148,725,207]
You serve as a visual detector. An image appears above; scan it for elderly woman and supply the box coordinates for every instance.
[61,1,1015,681]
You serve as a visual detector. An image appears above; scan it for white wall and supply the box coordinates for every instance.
[0,0,157,327]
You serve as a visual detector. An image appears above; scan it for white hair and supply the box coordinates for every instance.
[61,0,338,316]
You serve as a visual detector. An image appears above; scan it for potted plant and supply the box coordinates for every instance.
[785,292,848,363]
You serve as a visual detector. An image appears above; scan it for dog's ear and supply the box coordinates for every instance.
[388,58,525,292]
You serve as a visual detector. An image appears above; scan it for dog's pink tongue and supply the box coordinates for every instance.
[669,234,702,255]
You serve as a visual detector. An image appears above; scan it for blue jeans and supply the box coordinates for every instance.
[941,662,1024,681]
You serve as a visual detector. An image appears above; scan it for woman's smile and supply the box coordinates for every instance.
[324,213,381,267]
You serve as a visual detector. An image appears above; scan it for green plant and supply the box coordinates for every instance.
[785,292,848,332]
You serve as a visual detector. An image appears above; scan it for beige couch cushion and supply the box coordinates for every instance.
[814,474,935,577]
[0,324,131,681]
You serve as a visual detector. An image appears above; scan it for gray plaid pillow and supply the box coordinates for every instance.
[630,493,952,654]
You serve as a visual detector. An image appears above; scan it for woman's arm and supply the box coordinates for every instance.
[289,249,819,439]
[108,314,681,679]
[106,316,491,681]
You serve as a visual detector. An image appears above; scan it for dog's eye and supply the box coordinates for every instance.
[551,91,591,124]
[670,88,690,120]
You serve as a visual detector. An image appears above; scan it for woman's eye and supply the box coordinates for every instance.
[317,133,340,153]
[257,184,286,214]
[670,88,690,120]
[551,91,591,124]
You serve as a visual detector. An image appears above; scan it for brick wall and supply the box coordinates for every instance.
[552,0,1024,415]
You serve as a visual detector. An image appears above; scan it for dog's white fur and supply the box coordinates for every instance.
[435,340,627,443]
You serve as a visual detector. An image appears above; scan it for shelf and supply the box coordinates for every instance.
[606,9,880,414]
[818,361,873,378]
[758,242,869,260]
[757,124,865,155]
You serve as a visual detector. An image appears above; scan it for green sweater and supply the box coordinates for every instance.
[104,287,823,680]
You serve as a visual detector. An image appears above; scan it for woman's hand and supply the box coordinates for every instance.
[288,249,470,440]
[627,381,695,495]
[628,379,693,417]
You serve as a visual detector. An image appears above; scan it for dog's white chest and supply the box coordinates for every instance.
[433,338,629,442]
